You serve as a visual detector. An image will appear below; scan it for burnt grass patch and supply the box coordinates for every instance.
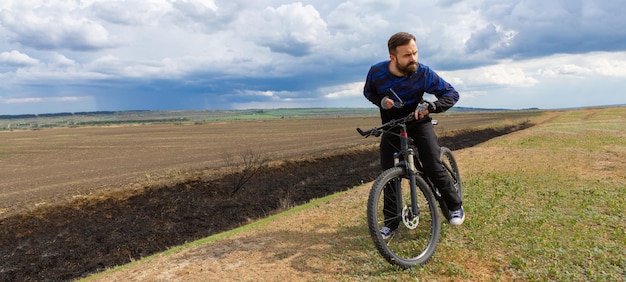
[0,121,532,281]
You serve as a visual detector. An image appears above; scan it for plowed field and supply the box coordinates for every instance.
[0,112,536,280]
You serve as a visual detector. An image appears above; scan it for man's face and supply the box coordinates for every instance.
[391,40,419,76]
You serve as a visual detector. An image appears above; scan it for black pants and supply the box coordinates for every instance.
[380,118,462,229]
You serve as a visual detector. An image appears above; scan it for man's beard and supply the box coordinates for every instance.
[396,61,418,76]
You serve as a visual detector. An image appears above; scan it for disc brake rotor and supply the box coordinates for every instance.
[402,205,419,229]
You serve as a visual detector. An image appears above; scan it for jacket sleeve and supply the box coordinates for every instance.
[363,67,383,108]
[423,68,459,113]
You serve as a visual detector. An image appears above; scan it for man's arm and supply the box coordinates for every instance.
[363,67,384,107]
[364,66,397,110]
[423,68,459,113]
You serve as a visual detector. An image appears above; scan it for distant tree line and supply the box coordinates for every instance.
[0,111,128,119]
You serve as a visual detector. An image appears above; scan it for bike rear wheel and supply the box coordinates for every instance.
[367,167,440,268]
[439,147,463,221]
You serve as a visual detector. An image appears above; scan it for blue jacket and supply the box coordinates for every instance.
[364,61,459,123]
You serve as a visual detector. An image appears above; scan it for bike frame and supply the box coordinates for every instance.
[357,113,425,220]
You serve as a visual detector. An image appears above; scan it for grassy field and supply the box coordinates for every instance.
[447,108,626,281]
[85,107,625,281]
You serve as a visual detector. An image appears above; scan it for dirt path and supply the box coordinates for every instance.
[89,185,374,282]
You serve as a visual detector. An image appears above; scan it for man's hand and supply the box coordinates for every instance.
[415,101,432,120]
[381,96,395,110]
[415,108,429,120]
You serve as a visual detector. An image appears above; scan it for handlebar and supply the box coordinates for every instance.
[356,113,416,137]
[357,100,439,137]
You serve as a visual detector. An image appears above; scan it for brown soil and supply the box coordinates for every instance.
[0,117,533,281]
[0,117,382,218]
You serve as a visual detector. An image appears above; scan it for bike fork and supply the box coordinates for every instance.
[407,148,420,217]
[393,129,420,226]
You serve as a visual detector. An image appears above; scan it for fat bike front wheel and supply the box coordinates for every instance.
[367,167,441,268]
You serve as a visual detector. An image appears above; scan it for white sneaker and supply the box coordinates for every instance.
[449,207,465,226]
[380,226,396,239]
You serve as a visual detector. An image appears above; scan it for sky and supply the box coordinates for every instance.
[1,0,625,115]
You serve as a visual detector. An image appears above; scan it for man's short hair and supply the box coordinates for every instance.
[388,32,416,55]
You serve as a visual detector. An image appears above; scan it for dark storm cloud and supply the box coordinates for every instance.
[471,0,626,58]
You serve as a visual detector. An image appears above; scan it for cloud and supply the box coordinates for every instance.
[89,0,171,26]
[437,51,626,109]
[49,53,78,68]
[169,0,218,22]
[241,2,330,57]
[476,0,626,58]
[323,82,364,99]
[166,0,242,33]
[441,63,539,92]
[465,23,517,54]
[1,96,86,104]
[534,52,626,78]
[443,51,626,92]
[0,0,625,115]
[327,0,391,33]
[0,50,39,67]
[84,55,184,78]
[0,3,115,51]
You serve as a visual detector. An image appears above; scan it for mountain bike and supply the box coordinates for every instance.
[357,113,463,268]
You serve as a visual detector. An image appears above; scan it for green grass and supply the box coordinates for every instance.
[461,173,624,280]
[333,108,626,281]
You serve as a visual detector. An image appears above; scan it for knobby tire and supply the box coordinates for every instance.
[367,167,441,268]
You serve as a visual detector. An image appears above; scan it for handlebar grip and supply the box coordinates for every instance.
[356,128,368,136]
